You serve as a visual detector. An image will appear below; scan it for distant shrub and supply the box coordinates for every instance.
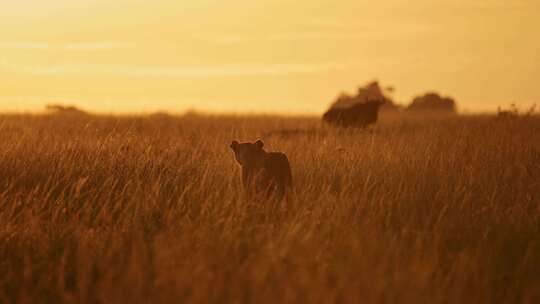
[46,104,88,116]
[497,103,537,120]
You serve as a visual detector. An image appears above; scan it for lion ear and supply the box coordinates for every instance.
[230,140,239,150]
[254,140,264,149]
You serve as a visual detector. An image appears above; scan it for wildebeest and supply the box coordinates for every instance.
[406,92,456,113]
[323,100,384,128]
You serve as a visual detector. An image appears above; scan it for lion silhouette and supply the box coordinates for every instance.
[230,140,293,201]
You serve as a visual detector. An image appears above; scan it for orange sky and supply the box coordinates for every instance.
[1,0,539,114]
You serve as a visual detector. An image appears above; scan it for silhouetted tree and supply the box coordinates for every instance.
[323,81,399,128]
[330,81,401,112]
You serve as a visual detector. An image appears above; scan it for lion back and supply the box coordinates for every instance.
[264,152,293,189]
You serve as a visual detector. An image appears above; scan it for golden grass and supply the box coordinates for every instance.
[0,113,539,303]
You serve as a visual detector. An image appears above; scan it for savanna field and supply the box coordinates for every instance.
[0,112,539,303]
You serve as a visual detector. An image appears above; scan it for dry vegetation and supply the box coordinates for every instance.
[0,113,539,303]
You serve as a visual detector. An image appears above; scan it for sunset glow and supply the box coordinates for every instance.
[1,0,539,113]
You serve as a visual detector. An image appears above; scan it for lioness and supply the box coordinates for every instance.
[230,140,293,201]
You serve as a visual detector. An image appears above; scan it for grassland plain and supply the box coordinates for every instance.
[0,113,539,303]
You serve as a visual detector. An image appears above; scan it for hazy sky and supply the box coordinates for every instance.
[1,0,539,114]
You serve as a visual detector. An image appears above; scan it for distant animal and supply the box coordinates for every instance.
[230,140,293,201]
[406,92,456,113]
[323,100,384,128]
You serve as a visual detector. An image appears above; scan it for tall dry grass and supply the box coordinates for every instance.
[0,113,539,303]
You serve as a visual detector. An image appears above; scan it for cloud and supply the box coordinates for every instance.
[0,42,50,50]
[0,42,130,51]
[63,43,130,51]
[1,61,359,77]
[193,24,435,45]
[194,32,375,44]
